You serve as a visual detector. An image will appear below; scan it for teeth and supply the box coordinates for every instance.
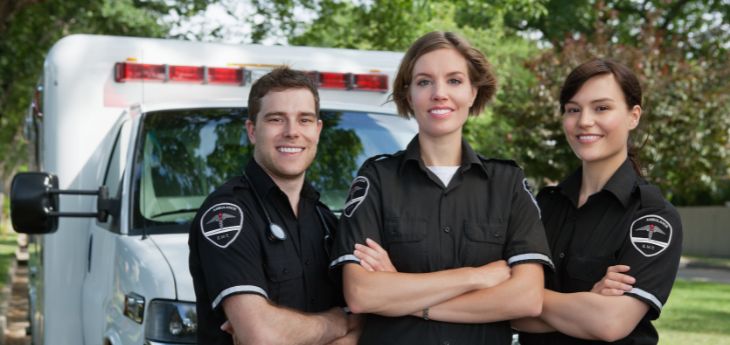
[430,109,451,115]
[578,135,601,141]
[278,147,303,153]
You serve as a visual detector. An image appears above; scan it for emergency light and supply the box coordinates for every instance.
[114,62,389,92]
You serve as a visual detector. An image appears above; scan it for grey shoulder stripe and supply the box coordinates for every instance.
[212,285,268,309]
[508,253,555,270]
[628,287,663,310]
[329,254,360,268]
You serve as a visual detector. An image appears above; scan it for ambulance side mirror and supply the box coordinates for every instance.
[10,172,60,234]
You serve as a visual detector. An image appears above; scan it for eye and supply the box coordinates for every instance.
[300,117,315,124]
[596,105,610,112]
[415,79,432,87]
[266,116,283,123]
[448,78,463,85]
[564,107,580,114]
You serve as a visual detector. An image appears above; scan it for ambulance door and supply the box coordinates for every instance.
[82,120,131,344]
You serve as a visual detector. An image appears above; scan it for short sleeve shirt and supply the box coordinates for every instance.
[330,136,554,345]
[519,160,683,345]
[189,159,341,345]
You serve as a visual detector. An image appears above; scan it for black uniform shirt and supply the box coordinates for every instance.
[331,136,554,345]
[520,159,683,345]
[189,159,341,345]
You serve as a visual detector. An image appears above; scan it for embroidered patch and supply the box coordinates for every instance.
[630,215,672,257]
[343,176,369,218]
[200,203,244,248]
[522,178,541,218]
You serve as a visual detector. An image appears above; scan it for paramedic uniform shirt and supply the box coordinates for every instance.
[189,159,341,345]
[331,136,554,345]
[520,160,683,345]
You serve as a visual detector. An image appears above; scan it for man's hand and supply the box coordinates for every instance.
[591,265,635,296]
[354,238,396,272]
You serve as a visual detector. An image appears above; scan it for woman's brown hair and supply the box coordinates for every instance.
[392,31,497,118]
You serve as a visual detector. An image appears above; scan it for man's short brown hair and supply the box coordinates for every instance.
[392,31,497,117]
[247,67,320,123]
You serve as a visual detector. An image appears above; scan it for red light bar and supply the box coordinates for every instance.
[318,72,348,90]
[353,73,388,92]
[169,65,204,82]
[115,62,165,82]
[208,67,244,84]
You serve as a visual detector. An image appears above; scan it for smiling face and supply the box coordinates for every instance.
[246,88,322,183]
[562,73,641,168]
[407,48,477,141]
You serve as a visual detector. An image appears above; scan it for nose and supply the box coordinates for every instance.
[431,81,447,101]
[577,110,595,128]
[283,120,300,138]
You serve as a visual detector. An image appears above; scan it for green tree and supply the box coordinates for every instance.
[497,9,730,205]
[0,0,210,191]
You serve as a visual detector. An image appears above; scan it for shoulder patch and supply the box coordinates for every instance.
[630,214,672,257]
[343,176,370,218]
[478,155,519,168]
[200,203,244,248]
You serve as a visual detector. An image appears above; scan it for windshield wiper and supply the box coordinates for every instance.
[150,208,199,219]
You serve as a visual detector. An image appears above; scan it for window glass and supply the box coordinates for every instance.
[131,108,417,234]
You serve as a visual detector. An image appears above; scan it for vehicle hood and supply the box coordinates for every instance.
[148,233,196,302]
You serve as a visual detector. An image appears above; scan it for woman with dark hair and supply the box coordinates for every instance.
[328,31,554,345]
[515,58,683,344]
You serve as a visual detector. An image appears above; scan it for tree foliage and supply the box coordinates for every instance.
[494,5,730,205]
[247,0,729,205]
[0,0,210,191]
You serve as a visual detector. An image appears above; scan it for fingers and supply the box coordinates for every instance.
[606,271,636,285]
[606,265,631,274]
[365,238,386,252]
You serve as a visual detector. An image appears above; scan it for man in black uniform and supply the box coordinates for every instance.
[189,67,355,345]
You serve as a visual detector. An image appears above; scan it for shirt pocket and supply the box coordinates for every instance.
[565,255,614,291]
[383,218,428,272]
[462,221,507,265]
[264,258,304,307]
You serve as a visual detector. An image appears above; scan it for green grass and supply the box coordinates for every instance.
[657,279,730,345]
[0,234,17,291]
[684,255,730,270]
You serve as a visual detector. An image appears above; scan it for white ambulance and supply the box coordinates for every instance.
[9,34,416,345]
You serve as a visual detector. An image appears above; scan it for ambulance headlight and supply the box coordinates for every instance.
[145,300,197,343]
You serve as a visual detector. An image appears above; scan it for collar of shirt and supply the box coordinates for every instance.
[558,159,638,208]
[244,159,321,203]
[398,134,489,177]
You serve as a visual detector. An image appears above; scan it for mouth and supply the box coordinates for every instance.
[576,134,603,143]
[428,107,453,118]
[277,146,304,154]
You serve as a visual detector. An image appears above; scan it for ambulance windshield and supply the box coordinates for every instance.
[131,107,417,234]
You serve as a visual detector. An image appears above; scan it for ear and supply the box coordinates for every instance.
[469,85,478,109]
[315,118,323,139]
[246,119,256,145]
[628,105,642,130]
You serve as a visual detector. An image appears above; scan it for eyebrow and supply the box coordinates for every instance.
[413,71,467,79]
[262,111,317,117]
[566,97,616,105]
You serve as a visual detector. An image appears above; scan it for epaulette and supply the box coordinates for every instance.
[477,154,519,168]
[362,153,396,166]
[637,183,664,209]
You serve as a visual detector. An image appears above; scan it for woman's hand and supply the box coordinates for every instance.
[591,265,635,296]
[354,238,397,272]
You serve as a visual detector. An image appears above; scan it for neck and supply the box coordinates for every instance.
[578,152,627,207]
[419,132,462,166]
[256,160,305,217]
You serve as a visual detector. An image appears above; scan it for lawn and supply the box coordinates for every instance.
[0,234,17,291]
[657,279,730,345]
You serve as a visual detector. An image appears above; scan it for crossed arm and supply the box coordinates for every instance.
[344,238,542,322]
[222,294,360,345]
[512,265,649,342]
